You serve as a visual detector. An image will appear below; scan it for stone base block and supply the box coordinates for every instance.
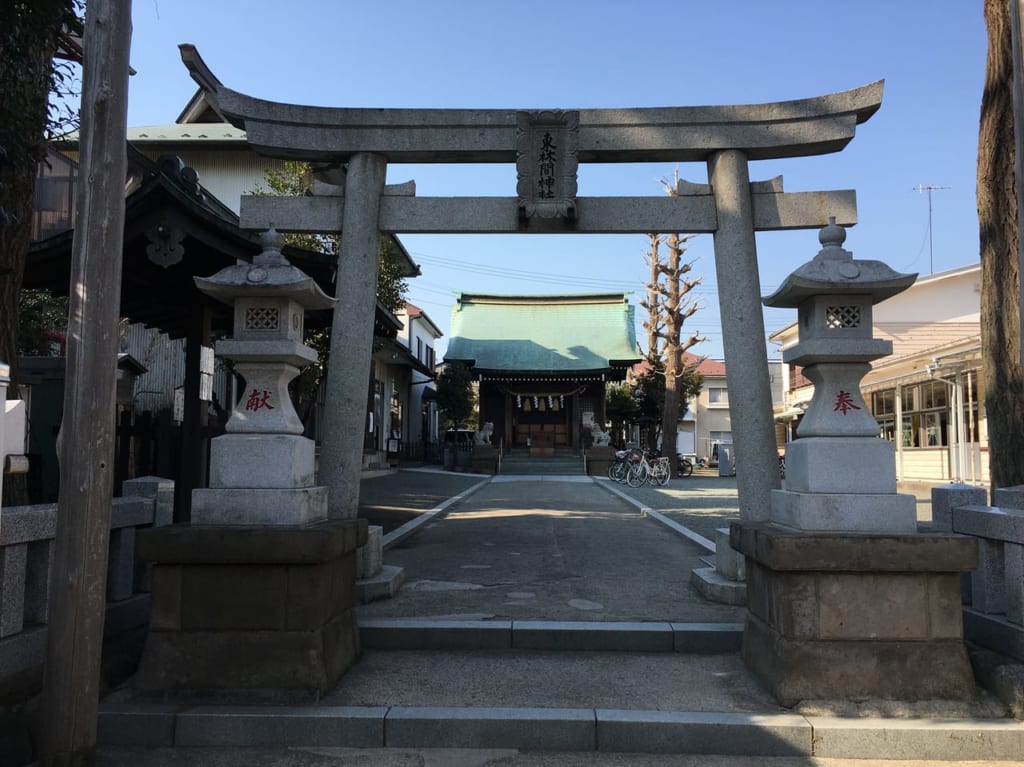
[357,564,406,603]
[357,526,383,579]
[715,527,745,580]
[784,438,897,494]
[732,521,978,705]
[742,612,976,707]
[471,446,498,474]
[134,520,366,696]
[690,567,747,606]
[770,488,917,533]
[192,486,327,526]
[134,612,358,694]
[209,433,315,489]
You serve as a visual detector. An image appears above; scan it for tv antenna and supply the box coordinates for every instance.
[914,183,950,274]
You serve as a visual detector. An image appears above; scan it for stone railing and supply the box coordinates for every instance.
[933,484,1024,662]
[0,476,173,702]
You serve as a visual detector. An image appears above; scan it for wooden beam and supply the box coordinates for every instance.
[240,190,857,235]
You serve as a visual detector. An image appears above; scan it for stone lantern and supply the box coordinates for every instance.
[191,229,334,526]
[762,217,917,532]
[134,231,367,696]
[729,219,977,705]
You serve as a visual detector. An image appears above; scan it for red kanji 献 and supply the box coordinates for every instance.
[244,388,275,412]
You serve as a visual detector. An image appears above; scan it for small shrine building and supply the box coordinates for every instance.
[444,292,641,451]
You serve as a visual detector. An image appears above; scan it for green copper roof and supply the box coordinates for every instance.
[445,293,640,374]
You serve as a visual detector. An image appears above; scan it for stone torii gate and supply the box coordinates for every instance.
[180,45,882,521]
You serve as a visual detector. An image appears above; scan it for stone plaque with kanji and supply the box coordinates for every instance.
[516,110,579,220]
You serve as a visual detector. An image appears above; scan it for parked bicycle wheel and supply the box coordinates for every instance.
[626,462,648,487]
[608,460,629,482]
[677,457,693,478]
[651,459,671,486]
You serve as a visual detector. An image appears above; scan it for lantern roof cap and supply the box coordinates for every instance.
[763,218,916,308]
[194,229,336,310]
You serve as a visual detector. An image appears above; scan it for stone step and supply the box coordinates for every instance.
[499,456,584,475]
[358,618,743,653]
[96,703,1024,760]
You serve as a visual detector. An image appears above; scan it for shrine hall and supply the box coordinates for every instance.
[444,293,642,451]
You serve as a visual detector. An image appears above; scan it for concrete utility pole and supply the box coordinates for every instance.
[36,1,132,764]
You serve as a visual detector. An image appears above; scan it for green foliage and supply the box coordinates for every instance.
[604,381,639,446]
[250,161,408,311]
[377,237,409,314]
[436,361,475,429]
[632,355,703,428]
[18,288,66,355]
[0,0,81,224]
[289,326,330,424]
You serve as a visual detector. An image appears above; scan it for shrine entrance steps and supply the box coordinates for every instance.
[499,448,584,475]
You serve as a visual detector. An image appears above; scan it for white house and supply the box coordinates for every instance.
[395,303,443,452]
[770,263,985,485]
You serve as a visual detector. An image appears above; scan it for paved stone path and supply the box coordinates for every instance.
[357,475,742,624]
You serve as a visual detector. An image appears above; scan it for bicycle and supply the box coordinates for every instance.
[608,447,641,483]
[676,454,694,478]
[626,450,670,487]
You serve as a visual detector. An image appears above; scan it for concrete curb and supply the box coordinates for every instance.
[381,477,491,551]
[357,618,744,653]
[595,478,717,553]
[96,703,1024,759]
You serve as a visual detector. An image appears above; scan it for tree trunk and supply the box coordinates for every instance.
[980,0,1024,490]
[661,233,682,472]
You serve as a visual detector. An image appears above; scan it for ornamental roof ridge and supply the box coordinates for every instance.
[456,292,630,304]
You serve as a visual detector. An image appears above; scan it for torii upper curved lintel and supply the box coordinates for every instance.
[179,44,883,164]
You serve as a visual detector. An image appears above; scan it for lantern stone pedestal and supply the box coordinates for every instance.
[734,220,978,705]
[133,232,364,697]
[731,522,977,706]
[133,519,366,697]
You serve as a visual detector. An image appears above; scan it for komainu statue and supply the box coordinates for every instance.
[475,422,494,445]
[591,425,611,446]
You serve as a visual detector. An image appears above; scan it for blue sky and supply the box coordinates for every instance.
[126,0,987,360]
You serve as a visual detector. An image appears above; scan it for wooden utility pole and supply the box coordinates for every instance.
[36,1,132,764]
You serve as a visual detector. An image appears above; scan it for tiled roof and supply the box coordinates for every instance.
[445,293,640,374]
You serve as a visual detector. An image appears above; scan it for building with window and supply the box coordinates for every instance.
[395,303,443,454]
[770,263,985,485]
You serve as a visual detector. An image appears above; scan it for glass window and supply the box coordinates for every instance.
[902,414,919,448]
[872,389,895,416]
[921,380,948,410]
[708,387,729,407]
[901,386,917,412]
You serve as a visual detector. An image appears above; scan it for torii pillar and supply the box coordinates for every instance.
[318,153,387,518]
[179,43,883,523]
